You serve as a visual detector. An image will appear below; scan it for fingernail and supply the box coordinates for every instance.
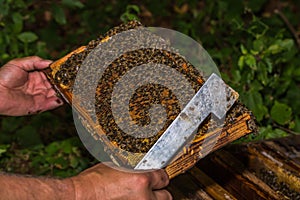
[41,59,53,65]
[56,98,63,105]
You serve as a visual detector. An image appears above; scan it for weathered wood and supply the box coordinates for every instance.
[188,167,236,200]
[42,21,300,200]
[211,150,284,200]
[246,144,300,192]
[168,174,214,200]
[44,21,257,178]
[46,50,256,178]
[228,138,300,199]
[166,113,254,178]
[167,136,300,199]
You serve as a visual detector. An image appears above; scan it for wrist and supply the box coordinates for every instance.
[0,173,76,200]
[30,177,77,200]
[69,176,96,200]
[57,178,76,200]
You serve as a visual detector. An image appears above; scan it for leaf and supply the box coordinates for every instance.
[251,80,263,91]
[70,156,79,168]
[266,39,294,55]
[61,0,84,8]
[223,0,243,18]
[0,144,10,157]
[271,101,292,125]
[45,142,60,155]
[232,69,241,83]
[53,157,68,169]
[240,44,248,54]
[14,0,26,8]
[294,116,300,133]
[52,5,67,25]
[12,12,23,33]
[264,58,273,73]
[36,41,47,57]
[238,55,244,70]
[17,32,38,43]
[126,4,140,14]
[267,44,280,54]
[244,54,257,70]
[253,38,264,52]
[120,4,140,22]
[286,84,300,115]
[15,125,42,147]
[1,117,23,133]
[280,39,294,50]
[257,62,268,85]
[250,49,259,55]
[258,125,274,140]
[265,128,288,139]
[243,90,268,121]
[0,1,9,17]
[61,140,73,154]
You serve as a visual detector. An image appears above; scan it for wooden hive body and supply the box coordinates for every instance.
[44,21,258,178]
[168,135,300,199]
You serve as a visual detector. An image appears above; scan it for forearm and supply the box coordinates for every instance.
[0,173,75,200]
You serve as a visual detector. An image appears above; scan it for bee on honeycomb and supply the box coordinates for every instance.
[45,21,257,172]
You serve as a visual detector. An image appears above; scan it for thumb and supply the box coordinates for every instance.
[33,59,53,70]
[8,56,52,71]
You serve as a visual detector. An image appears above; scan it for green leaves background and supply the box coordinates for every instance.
[0,0,300,176]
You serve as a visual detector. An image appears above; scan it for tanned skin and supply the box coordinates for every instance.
[0,56,172,200]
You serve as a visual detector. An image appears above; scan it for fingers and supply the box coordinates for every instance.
[136,169,171,199]
[147,169,170,190]
[43,96,63,111]
[102,163,170,190]
[27,95,63,115]
[7,56,52,71]
[153,189,173,200]
[72,163,172,200]
[34,59,53,70]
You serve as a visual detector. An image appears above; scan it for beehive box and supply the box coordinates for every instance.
[44,21,258,178]
[168,135,300,199]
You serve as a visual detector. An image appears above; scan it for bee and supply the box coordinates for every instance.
[48,21,257,168]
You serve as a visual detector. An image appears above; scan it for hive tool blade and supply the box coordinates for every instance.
[135,73,239,170]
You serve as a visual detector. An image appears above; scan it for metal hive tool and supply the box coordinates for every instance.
[44,21,258,178]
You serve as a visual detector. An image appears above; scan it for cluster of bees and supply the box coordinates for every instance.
[50,21,257,156]
[53,21,144,91]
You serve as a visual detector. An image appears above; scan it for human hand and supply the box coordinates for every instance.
[69,162,172,200]
[0,56,63,116]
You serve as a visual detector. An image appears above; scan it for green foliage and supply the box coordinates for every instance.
[168,0,300,141]
[229,14,299,140]
[0,0,300,177]
[120,4,140,23]
[0,138,93,177]
[52,5,67,25]
[271,101,292,125]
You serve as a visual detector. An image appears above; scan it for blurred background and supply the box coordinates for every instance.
[0,0,299,178]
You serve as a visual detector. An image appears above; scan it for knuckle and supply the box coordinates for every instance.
[138,196,151,200]
[154,169,169,187]
[28,55,41,60]
[166,190,173,200]
[134,173,150,188]
[156,189,173,200]
[159,170,169,184]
